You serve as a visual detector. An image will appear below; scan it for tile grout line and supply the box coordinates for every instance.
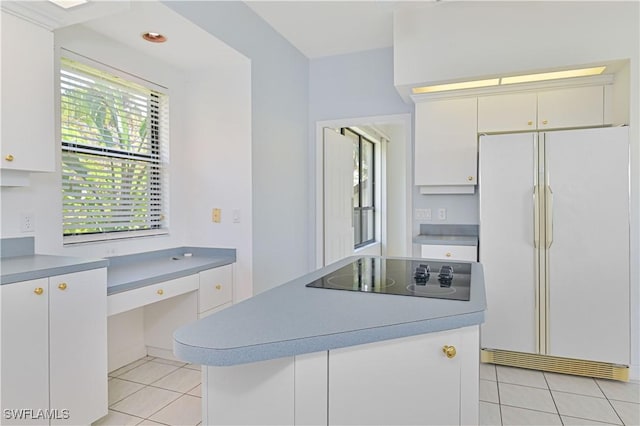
[594,380,627,425]
[542,371,565,425]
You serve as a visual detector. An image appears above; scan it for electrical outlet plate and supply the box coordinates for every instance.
[20,211,34,232]
[212,208,221,223]
[438,208,447,220]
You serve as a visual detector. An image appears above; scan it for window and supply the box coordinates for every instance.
[60,55,169,243]
[341,128,375,247]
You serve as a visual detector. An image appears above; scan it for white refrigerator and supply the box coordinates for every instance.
[479,127,629,368]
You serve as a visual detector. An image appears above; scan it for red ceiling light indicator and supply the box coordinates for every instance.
[142,32,167,43]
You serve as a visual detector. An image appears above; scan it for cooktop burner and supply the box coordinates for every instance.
[306,257,471,301]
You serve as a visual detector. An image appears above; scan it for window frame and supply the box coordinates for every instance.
[59,50,170,245]
[341,128,376,248]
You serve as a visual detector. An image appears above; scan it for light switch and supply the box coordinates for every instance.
[212,208,221,223]
[232,209,240,223]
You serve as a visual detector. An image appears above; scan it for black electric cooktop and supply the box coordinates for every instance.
[306,257,471,301]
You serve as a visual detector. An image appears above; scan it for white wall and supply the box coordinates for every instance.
[309,48,413,265]
[395,1,640,377]
[165,1,310,295]
[0,15,253,300]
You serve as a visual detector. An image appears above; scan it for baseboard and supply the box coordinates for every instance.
[147,345,182,362]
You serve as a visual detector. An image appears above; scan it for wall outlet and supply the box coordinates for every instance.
[437,208,447,221]
[415,208,432,221]
[20,211,35,232]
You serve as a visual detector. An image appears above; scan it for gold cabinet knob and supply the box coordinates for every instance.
[34,287,44,295]
[542,120,548,125]
[157,289,164,295]
[442,345,457,359]
[467,176,473,182]
[215,284,222,290]
[527,120,533,126]
[58,283,67,291]
[5,154,14,162]
[445,252,452,258]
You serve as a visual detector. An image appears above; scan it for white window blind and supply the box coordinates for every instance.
[60,56,169,242]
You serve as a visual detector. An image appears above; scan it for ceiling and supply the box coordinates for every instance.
[245,1,429,59]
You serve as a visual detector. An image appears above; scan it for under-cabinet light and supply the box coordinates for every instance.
[500,66,607,85]
[412,66,607,95]
[48,0,88,9]
[412,78,499,94]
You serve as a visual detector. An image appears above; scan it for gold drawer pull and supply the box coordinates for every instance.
[542,119,548,125]
[5,154,14,162]
[34,287,44,295]
[157,289,164,295]
[442,345,457,359]
[527,120,533,126]
[215,284,222,290]
[58,283,67,291]
[467,176,473,182]
[445,252,452,258]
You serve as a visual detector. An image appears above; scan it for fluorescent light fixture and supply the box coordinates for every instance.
[412,78,499,94]
[500,66,606,85]
[412,66,606,95]
[48,0,88,9]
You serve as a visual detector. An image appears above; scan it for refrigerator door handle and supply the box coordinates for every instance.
[546,185,554,248]
[534,186,540,248]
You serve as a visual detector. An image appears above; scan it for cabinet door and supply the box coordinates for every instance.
[538,86,604,129]
[414,97,478,188]
[0,11,54,172]
[0,279,49,425]
[478,92,537,133]
[545,128,629,364]
[49,269,107,425]
[199,265,233,314]
[328,331,461,425]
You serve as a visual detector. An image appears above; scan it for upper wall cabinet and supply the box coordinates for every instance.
[1,11,55,179]
[414,97,477,194]
[478,85,608,133]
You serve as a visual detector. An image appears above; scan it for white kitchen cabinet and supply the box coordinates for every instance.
[478,92,538,133]
[0,11,54,175]
[0,278,49,426]
[198,264,233,316]
[202,326,480,426]
[0,268,107,425]
[537,85,604,129]
[478,85,606,133]
[414,97,478,193]
[421,244,477,261]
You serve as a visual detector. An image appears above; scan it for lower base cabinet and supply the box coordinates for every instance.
[1,268,107,425]
[203,325,479,425]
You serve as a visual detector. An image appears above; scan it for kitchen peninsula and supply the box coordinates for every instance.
[174,255,486,425]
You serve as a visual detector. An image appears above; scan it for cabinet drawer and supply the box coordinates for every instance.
[199,265,233,314]
[108,274,199,316]
[421,245,477,261]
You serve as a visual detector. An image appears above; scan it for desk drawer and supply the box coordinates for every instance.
[199,265,233,313]
[108,274,199,316]
[420,244,477,262]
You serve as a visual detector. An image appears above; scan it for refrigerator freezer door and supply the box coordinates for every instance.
[479,133,538,354]
[545,127,630,365]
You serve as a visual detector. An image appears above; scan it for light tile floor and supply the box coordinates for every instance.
[95,357,640,425]
[93,356,202,426]
[480,363,640,426]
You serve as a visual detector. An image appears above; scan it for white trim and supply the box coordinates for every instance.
[314,114,412,269]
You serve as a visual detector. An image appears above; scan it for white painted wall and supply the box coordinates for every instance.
[0,13,253,300]
[395,1,640,377]
[165,1,310,295]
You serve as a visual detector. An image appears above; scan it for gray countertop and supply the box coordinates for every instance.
[413,224,479,246]
[107,247,236,295]
[173,255,486,367]
[1,254,109,285]
[1,244,236,292]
